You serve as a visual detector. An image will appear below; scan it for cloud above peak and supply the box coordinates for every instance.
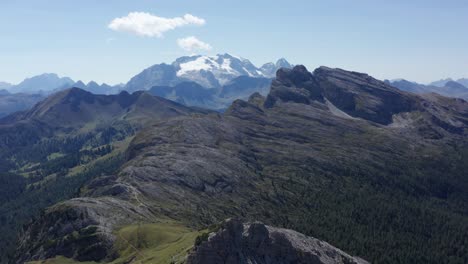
[177,36,212,52]
[108,12,206,37]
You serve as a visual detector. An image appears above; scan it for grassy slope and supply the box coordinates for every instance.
[27,222,202,264]
[112,222,202,264]
[27,256,97,264]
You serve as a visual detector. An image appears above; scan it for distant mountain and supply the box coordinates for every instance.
[388,79,468,99]
[0,92,45,118]
[125,54,291,93]
[126,54,290,110]
[443,80,468,94]
[429,77,468,90]
[0,78,123,118]
[456,78,468,88]
[173,53,266,88]
[148,82,218,109]
[71,80,122,95]
[3,74,124,96]
[10,73,74,94]
[0,82,12,90]
[385,79,429,94]
[219,76,272,99]
[0,54,290,112]
[259,58,293,77]
[148,76,272,110]
[430,78,453,87]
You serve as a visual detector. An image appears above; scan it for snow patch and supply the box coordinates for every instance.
[243,67,255,77]
[177,55,241,78]
[177,56,213,76]
[175,54,276,86]
[221,59,235,74]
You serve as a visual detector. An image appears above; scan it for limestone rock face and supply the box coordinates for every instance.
[187,219,369,264]
[265,65,419,125]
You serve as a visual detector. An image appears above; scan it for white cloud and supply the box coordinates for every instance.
[177,36,212,52]
[108,12,206,37]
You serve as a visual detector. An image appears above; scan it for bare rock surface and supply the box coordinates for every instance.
[187,219,369,264]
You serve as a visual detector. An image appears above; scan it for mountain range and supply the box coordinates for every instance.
[0,54,292,115]
[7,73,74,94]
[69,80,123,95]
[4,73,123,95]
[2,54,467,118]
[388,78,468,99]
[0,77,123,118]
[125,54,292,109]
[429,78,468,88]
[1,65,467,263]
[125,54,292,92]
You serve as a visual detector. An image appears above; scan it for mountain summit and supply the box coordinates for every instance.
[260,58,293,77]
[124,54,292,110]
[9,73,74,94]
[125,54,291,92]
[4,87,201,128]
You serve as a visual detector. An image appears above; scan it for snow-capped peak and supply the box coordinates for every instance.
[276,58,292,68]
[125,54,293,91]
[174,54,266,87]
[176,55,214,76]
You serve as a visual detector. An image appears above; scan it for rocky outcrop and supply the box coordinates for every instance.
[15,196,153,263]
[187,219,368,264]
[265,65,419,125]
[314,66,419,125]
[264,65,468,136]
[264,65,324,108]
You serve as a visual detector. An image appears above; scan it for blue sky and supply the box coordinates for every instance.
[0,0,467,85]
